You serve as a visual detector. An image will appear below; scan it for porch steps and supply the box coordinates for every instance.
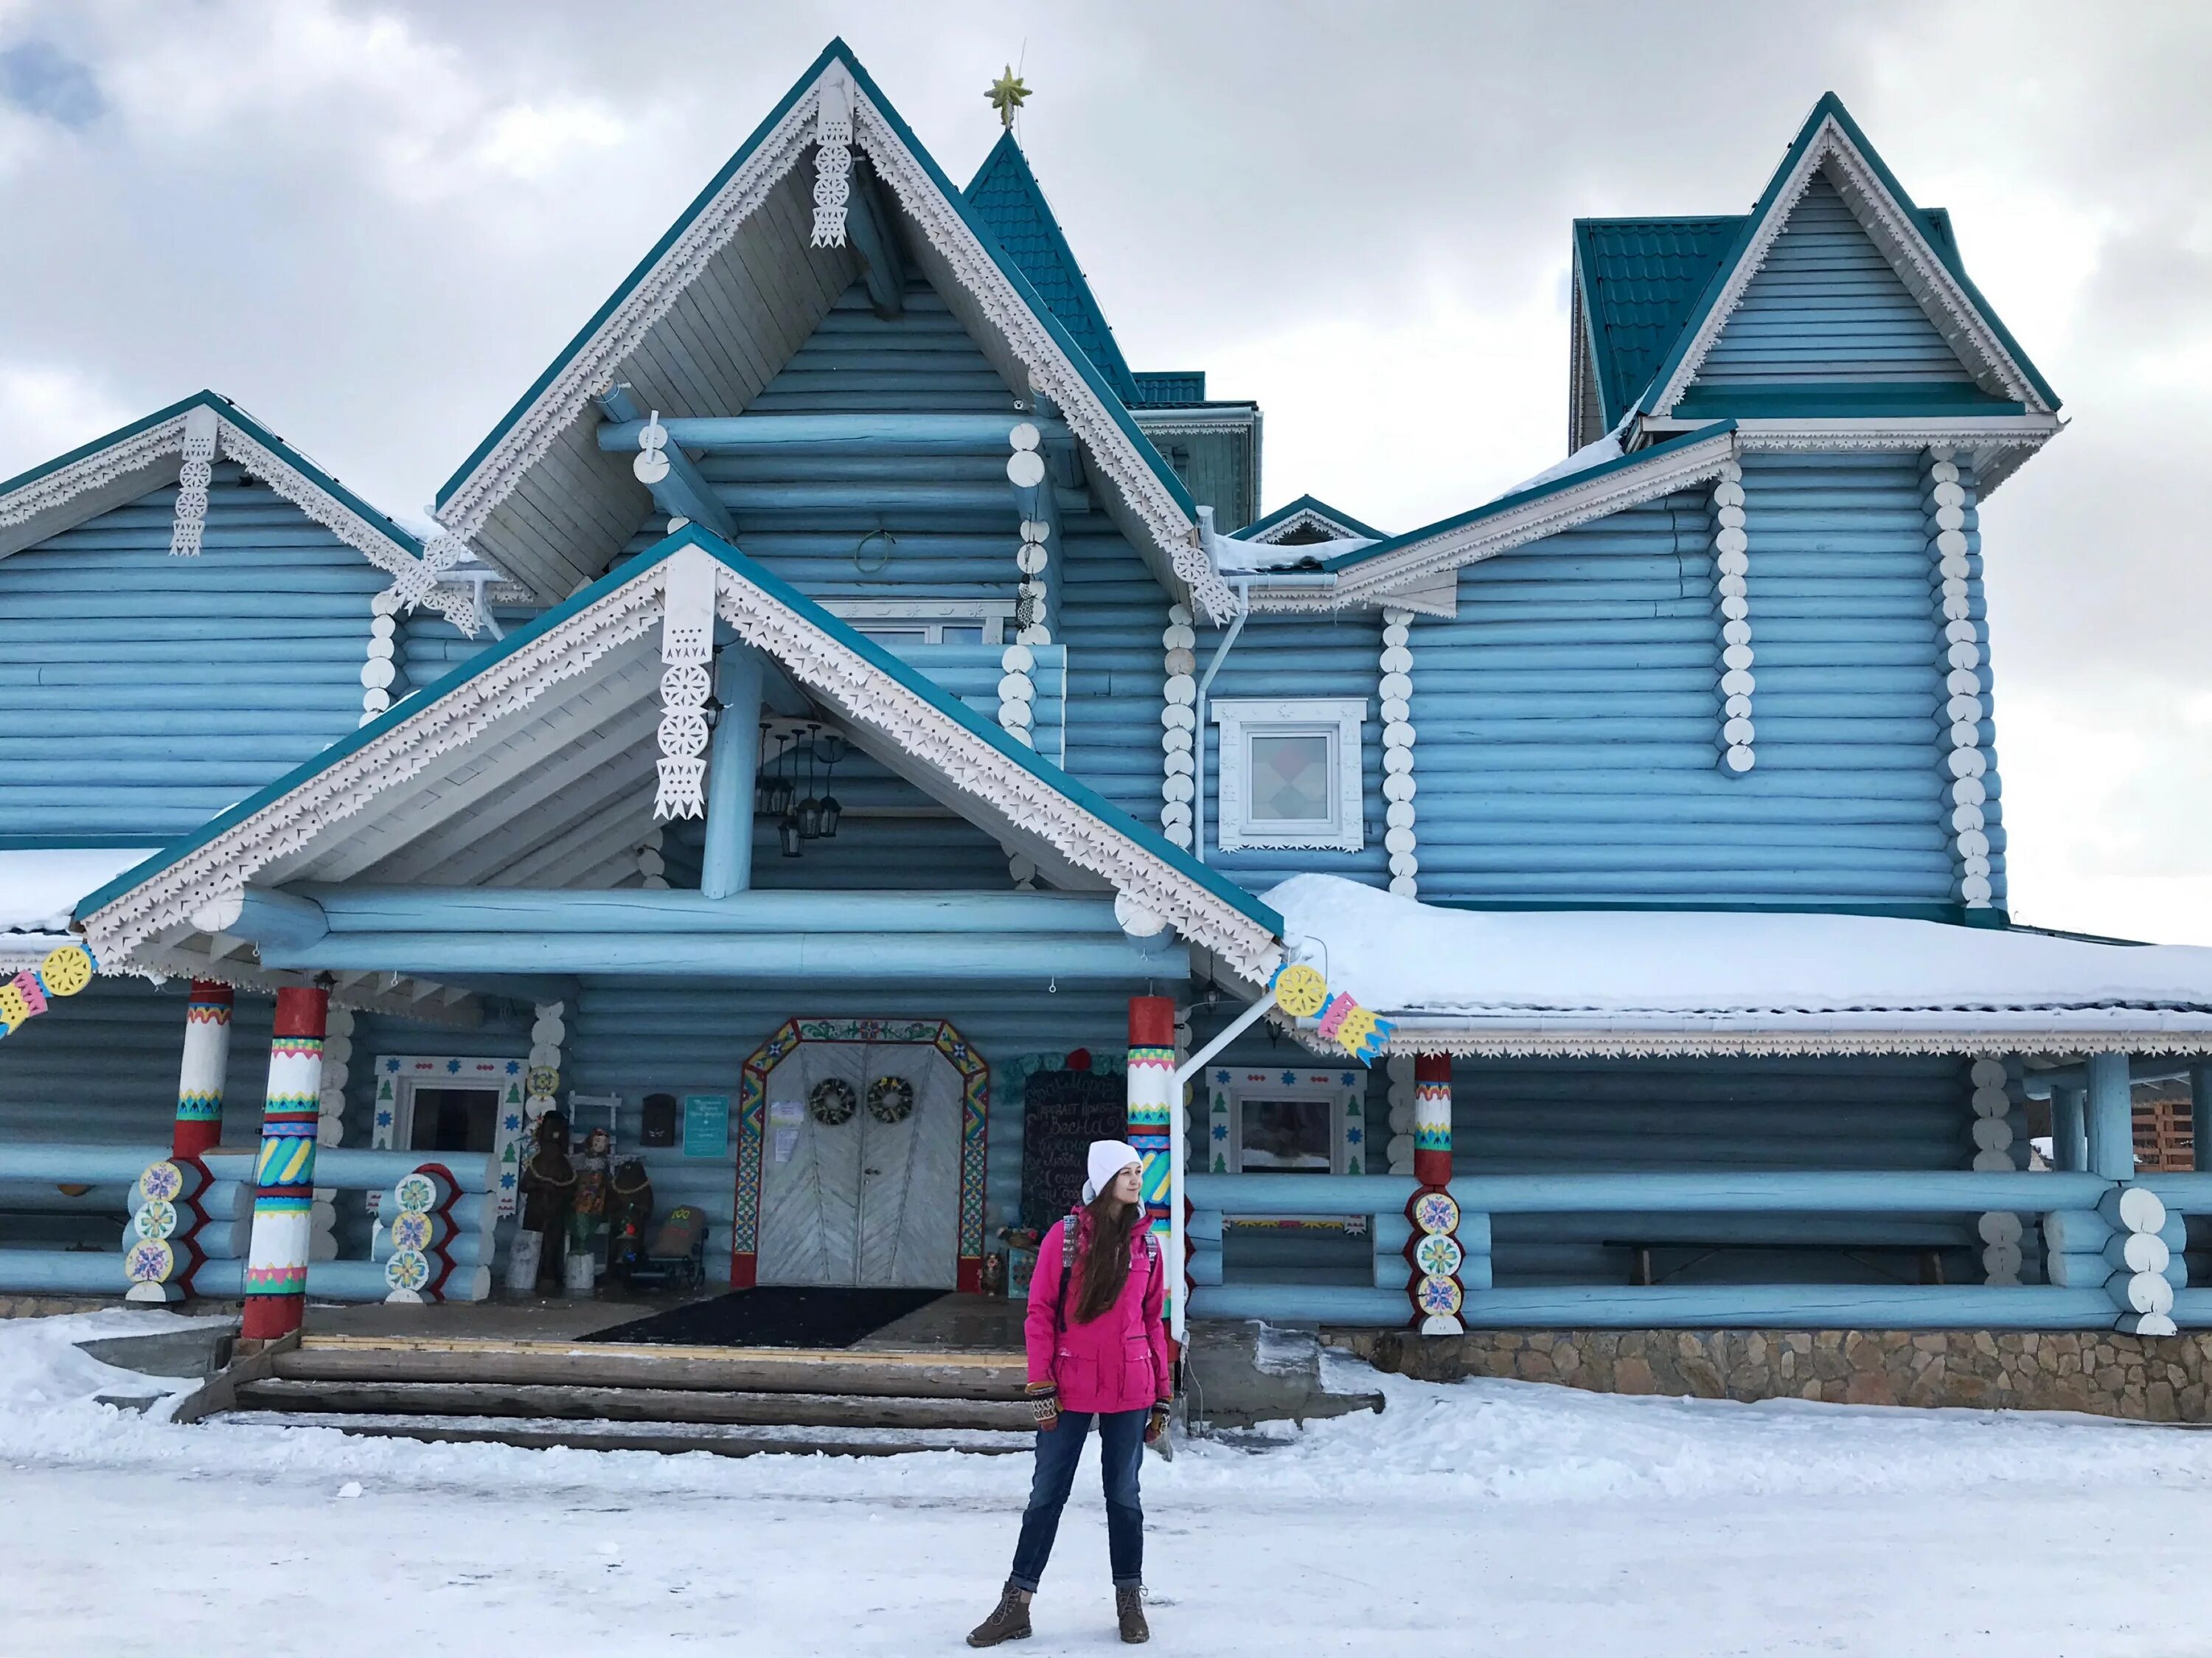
[202,1333,1036,1457]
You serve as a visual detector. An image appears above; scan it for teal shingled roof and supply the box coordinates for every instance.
[1577,203,1996,429]
[964,131,1139,403]
[1574,217,1743,431]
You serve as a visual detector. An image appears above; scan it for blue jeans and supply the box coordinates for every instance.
[1008,1407,1146,1591]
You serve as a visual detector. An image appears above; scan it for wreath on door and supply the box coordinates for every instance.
[866,1075,915,1124]
[807,1078,858,1125]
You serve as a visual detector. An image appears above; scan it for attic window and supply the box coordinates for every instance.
[819,598,1017,645]
[1212,698,1367,853]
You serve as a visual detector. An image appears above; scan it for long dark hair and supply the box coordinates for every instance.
[1071,1187,1141,1325]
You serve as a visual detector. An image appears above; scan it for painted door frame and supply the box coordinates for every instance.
[731,1016,990,1291]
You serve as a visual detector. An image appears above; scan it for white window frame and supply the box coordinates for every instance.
[1211,697,1367,853]
[819,598,1018,645]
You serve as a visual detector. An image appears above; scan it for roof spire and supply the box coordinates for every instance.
[987,64,1029,131]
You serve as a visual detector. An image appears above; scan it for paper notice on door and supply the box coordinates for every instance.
[768,1099,804,1125]
[772,1125,801,1165]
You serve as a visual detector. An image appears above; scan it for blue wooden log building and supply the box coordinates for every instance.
[4,44,2211,1340]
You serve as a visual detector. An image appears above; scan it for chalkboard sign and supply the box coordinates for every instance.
[1020,1069,1129,1230]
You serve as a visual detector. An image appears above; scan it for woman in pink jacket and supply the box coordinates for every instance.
[968,1140,1172,1647]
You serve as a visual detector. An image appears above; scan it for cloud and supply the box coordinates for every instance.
[0,38,102,128]
[0,363,136,479]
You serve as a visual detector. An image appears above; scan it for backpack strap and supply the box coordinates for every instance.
[1053,1213,1079,1334]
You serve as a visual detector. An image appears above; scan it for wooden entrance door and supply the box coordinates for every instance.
[757,1041,961,1288]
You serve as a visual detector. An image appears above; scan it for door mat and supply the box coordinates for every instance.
[583,1287,947,1349]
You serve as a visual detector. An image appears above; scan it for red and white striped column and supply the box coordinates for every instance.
[171,981,233,1159]
[1126,996,1178,1313]
[242,985,328,1341]
[1406,1052,1466,1334]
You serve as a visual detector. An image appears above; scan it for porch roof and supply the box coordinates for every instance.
[1270,875,2212,1058]
[72,530,1281,999]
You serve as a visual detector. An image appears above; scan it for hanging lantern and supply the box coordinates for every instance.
[779,810,804,858]
[753,724,773,815]
[816,730,846,838]
[765,732,795,819]
[796,724,824,840]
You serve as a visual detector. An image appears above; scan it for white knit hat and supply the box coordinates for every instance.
[1080,1139,1143,1204]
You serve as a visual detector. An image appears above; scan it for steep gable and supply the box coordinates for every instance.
[963,131,1139,402]
[1573,216,1741,432]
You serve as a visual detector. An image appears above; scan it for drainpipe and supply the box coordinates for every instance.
[1192,575,1251,864]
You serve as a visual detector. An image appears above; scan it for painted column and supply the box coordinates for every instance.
[241,985,328,1341]
[699,646,762,899]
[2052,1085,2087,1173]
[2084,1052,2134,1181]
[1126,997,1177,1320]
[171,981,234,1158]
[1406,1052,1466,1334]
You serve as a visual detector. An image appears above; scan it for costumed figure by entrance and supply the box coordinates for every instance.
[513,1110,577,1293]
[969,1140,1172,1647]
[568,1125,613,1288]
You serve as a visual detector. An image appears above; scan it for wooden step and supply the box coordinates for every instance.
[281,1334,1028,1399]
[206,1409,1032,1458]
[233,1376,1032,1431]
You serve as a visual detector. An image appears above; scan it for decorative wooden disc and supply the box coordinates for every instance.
[139,1162,187,1203]
[1415,1274,1464,1317]
[1411,1190,1460,1235]
[526,1066,560,1097]
[393,1173,438,1214]
[1270,964,1327,1019]
[125,1239,175,1285]
[385,1249,430,1291]
[1414,1232,1464,1278]
[39,944,94,997]
[390,1210,434,1252]
[134,1199,178,1241]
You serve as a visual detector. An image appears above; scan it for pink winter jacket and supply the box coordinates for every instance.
[1024,1209,1172,1415]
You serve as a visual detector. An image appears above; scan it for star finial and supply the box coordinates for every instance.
[987,66,1029,131]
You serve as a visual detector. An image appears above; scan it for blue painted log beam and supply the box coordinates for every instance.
[846,167,905,317]
[699,647,762,900]
[252,930,1186,982]
[594,386,739,540]
[1186,1170,2115,1215]
[596,413,1068,456]
[282,886,1135,934]
[1189,1283,2124,1330]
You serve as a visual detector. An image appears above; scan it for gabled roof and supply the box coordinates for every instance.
[431,41,1234,620]
[1233,493,1384,546]
[964,131,1138,403]
[1245,423,1738,612]
[76,527,1283,985]
[1633,93,2059,421]
[0,389,466,622]
[1573,216,1742,431]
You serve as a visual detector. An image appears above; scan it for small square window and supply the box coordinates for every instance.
[1211,698,1367,853]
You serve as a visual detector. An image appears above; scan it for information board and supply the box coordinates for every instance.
[1020,1068,1128,1230]
[682,1093,729,1158]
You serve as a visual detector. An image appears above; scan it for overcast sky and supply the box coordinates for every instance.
[1,1,2205,943]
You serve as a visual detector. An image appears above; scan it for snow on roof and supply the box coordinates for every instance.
[1,848,154,961]
[1265,875,2212,1053]
[1205,519,1372,575]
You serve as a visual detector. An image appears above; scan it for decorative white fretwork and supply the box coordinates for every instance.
[1160,605,1196,848]
[1923,448,1992,909]
[1648,118,2051,420]
[654,548,717,819]
[168,406,219,557]
[810,65,855,247]
[1711,459,1756,774]
[1379,609,1418,895]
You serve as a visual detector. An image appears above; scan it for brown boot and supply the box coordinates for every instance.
[1116,1584,1150,1644]
[966,1580,1032,1647]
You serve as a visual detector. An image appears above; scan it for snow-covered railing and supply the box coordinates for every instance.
[1183,1171,2205,1333]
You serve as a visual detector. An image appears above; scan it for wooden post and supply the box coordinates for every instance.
[1407,1052,1465,1334]
[1127,996,1177,1322]
[2192,1063,2211,1173]
[2084,1052,2134,1180]
[699,648,762,900]
[2052,1086,2087,1172]
[242,985,327,1341]
[171,981,233,1159]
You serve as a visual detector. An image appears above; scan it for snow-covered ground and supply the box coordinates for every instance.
[6,1311,2212,1654]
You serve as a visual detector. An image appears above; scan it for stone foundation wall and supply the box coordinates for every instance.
[0,1295,122,1319]
[1334,1328,2212,1423]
